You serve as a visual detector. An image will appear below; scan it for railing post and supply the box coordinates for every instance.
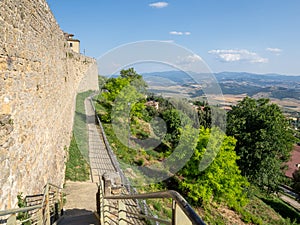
[6,214,16,225]
[118,200,127,225]
[45,184,51,225]
[103,199,109,224]
[37,209,43,225]
[172,200,176,225]
[173,200,192,225]
[98,180,104,225]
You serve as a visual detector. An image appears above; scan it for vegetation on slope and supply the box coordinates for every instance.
[65,91,93,181]
[227,97,296,193]
[65,134,90,181]
[95,68,299,224]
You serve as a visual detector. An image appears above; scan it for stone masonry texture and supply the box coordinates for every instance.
[0,0,99,210]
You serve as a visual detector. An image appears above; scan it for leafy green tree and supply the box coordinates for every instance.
[103,77,130,102]
[178,127,249,206]
[227,97,295,192]
[120,67,142,80]
[120,68,147,92]
[292,169,300,194]
[161,109,181,146]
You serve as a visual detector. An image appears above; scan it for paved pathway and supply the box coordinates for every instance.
[59,181,99,225]
[85,97,116,181]
[61,96,146,225]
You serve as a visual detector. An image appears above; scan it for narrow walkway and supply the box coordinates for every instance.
[85,97,147,225]
[85,97,117,181]
[59,181,99,225]
[61,96,146,225]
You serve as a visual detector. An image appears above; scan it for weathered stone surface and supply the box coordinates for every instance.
[103,172,122,195]
[0,0,99,210]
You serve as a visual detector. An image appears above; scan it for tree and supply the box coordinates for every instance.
[178,127,249,206]
[227,97,295,192]
[292,169,300,194]
[120,68,142,80]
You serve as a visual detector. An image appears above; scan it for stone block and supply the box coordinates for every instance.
[103,172,123,196]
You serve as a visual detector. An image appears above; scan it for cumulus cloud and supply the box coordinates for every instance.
[176,54,203,65]
[266,47,282,55]
[169,31,191,36]
[208,49,268,63]
[149,2,169,8]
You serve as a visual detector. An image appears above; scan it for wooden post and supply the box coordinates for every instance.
[99,181,104,225]
[6,214,16,225]
[103,199,109,224]
[45,184,50,225]
[37,209,43,225]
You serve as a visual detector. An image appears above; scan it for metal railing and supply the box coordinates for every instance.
[90,95,158,222]
[91,94,206,225]
[0,183,63,225]
[97,178,206,225]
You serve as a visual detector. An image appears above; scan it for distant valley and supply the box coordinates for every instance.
[142,71,300,114]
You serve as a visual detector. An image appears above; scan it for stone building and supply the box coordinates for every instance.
[64,32,80,53]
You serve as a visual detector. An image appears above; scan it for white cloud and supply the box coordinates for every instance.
[176,54,203,65]
[169,31,191,36]
[208,49,268,64]
[170,31,183,35]
[266,47,282,55]
[149,2,168,8]
[175,54,203,71]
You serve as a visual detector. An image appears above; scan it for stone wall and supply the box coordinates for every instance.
[0,0,99,210]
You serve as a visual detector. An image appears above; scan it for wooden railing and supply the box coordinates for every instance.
[0,183,63,225]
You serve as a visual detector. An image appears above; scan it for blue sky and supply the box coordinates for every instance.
[46,0,300,75]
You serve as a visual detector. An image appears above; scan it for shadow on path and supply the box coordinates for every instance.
[59,209,99,225]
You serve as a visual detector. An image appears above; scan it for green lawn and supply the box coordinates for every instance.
[73,91,93,161]
[65,135,90,181]
[65,91,94,181]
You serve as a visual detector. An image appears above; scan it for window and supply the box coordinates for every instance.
[69,43,73,47]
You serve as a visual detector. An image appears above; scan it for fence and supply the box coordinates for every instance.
[0,183,63,225]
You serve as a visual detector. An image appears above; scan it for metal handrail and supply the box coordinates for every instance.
[104,190,206,225]
[0,205,42,217]
[90,95,157,221]
[91,94,205,224]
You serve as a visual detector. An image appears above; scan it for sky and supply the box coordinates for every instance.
[46,0,300,75]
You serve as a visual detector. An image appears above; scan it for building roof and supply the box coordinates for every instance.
[64,32,80,42]
[285,145,300,178]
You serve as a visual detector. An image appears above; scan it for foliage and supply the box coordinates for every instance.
[95,69,300,224]
[178,127,249,206]
[102,77,130,102]
[259,195,300,224]
[17,193,31,225]
[227,97,295,192]
[65,135,90,181]
[161,109,182,147]
[101,68,147,122]
[199,186,300,225]
[292,169,300,194]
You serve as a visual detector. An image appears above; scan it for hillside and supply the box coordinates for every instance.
[141,71,300,113]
